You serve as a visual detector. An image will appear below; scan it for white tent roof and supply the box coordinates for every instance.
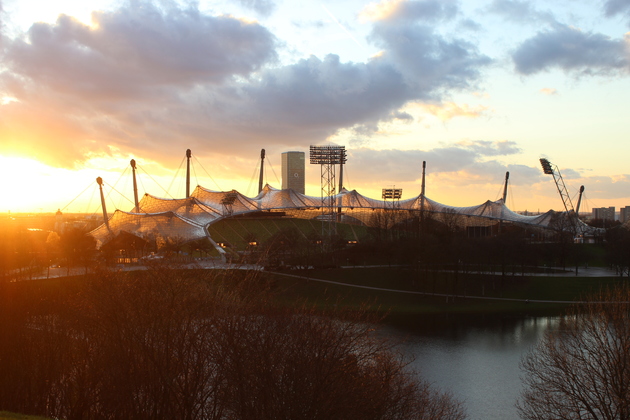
[90,183,585,248]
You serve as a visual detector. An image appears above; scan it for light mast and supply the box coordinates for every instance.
[96,177,110,232]
[502,172,510,203]
[130,159,139,212]
[258,149,265,194]
[186,149,192,198]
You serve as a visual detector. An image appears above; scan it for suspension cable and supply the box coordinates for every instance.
[267,155,281,187]
[167,156,186,197]
[103,180,136,209]
[193,155,222,191]
[138,165,173,198]
[60,181,97,212]
[247,160,261,196]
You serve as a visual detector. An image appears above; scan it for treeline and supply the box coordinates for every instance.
[263,224,603,275]
[0,221,95,281]
[0,266,466,420]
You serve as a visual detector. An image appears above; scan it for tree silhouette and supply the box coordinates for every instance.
[518,286,630,420]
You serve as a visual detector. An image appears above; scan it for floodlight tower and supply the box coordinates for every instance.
[539,158,583,236]
[382,187,403,209]
[310,145,347,238]
[221,191,238,217]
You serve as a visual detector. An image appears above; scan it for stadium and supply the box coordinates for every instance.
[88,149,599,262]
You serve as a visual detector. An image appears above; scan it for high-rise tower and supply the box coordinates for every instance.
[281,151,305,193]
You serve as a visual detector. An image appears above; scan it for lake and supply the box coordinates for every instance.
[385,314,563,420]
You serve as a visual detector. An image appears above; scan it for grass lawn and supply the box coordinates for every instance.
[263,267,625,320]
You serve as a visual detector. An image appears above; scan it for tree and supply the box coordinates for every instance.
[0,264,468,420]
[606,226,630,276]
[518,286,630,420]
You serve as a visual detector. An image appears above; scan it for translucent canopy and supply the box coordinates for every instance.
[90,183,592,249]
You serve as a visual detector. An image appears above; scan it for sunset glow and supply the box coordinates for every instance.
[1,0,630,215]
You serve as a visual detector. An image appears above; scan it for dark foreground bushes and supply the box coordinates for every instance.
[0,266,466,420]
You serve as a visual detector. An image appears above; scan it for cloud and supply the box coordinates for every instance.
[512,24,629,75]
[457,140,521,156]
[234,0,276,17]
[0,1,277,166]
[486,0,555,24]
[360,0,458,23]
[585,174,630,200]
[604,0,630,18]
[417,102,489,121]
[367,6,491,94]
[0,0,4,47]
[0,0,490,171]
[539,87,558,95]
[348,140,527,185]
[4,3,277,99]
[561,167,582,179]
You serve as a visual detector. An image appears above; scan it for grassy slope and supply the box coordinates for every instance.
[263,267,625,320]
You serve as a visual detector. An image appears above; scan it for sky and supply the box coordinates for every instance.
[1,0,630,215]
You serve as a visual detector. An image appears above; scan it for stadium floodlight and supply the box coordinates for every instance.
[310,145,347,240]
[540,158,554,175]
[309,145,347,165]
[382,188,403,200]
[221,191,238,216]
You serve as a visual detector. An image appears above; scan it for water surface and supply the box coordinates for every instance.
[386,314,562,420]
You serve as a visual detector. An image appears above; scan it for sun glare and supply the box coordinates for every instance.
[0,156,91,213]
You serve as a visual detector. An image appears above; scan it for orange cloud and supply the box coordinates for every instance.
[359,0,404,22]
[540,88,558,95]
[415,102,489,121]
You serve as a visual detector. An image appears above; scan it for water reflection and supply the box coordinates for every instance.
[385,315,563,420]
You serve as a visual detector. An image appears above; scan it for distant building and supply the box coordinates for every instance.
[54,209,64,233]
[620,206,630,224]
[592,206,616,221]
[281,151,305,194]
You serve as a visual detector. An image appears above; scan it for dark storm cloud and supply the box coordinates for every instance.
[512,24,629,75]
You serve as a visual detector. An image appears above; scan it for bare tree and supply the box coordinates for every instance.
[518,286,630,420]
[0,264,468,420]
[215,303,467,420]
